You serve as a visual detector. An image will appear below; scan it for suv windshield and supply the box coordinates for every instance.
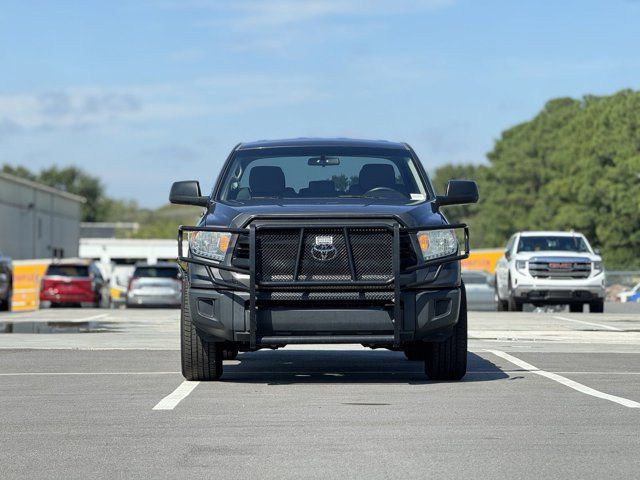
[46,265,90,277]
[218,147,429,204]
[517,236,590,253]
[133,266,180,279]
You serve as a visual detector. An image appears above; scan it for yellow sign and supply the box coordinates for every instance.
[10,261,50,312]
[462,249,503,274]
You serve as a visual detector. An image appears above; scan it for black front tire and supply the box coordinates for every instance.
[495,279,508,311]
[424,284,467,381]
[590,300,604,313]
[0,287,10,312]
[507,295,523,312]
[569,303,583,313]
[181,279,223,381]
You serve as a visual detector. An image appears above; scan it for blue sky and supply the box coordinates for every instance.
[1,0,639,206]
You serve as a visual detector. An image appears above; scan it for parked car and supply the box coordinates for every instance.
[618,282,640,303]
[495,231,605,313]
[0,251,12,311]
[126,262,182,308]
[40,261,109,308]
[462,270,496,311]
[169,137,479,381]
[109,264,135,307]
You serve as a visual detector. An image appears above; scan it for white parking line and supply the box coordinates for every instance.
[553,315,623,331]
[0,371,179,376]
[0,313,110,323]
[486,349,640,409]
[153,381,200,410]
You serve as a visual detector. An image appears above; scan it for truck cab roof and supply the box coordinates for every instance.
[236,137,410,151]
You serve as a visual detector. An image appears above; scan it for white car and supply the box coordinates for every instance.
[495,231,605,313]
[618,282,640,303]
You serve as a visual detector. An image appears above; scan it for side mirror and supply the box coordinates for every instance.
[594,248,601,255]
[170,181,209,207]
[504,249,511,261]
[436,180,479,208]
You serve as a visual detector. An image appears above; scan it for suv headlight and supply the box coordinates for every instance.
[516,260,527,273]
[189,231,231,261]
[416,229,458,261]
[593,261,603,274]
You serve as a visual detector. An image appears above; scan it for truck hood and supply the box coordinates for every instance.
[515,251,600,262]
[203,199,446,229]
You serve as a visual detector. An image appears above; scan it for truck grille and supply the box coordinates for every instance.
[528,261,591,279]
[231,226,417,284]
[258,227,393,282]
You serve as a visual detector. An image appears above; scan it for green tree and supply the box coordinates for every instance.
[2,164,37,181]
[37,166,106,221]
[431,163,487,231]
[471,90,640,268]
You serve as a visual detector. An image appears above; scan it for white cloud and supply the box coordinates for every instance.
[166,0,454,27]
[0,75,330,135]
[161,0,455,52]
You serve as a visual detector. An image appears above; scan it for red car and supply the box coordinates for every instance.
[39,262,107,307]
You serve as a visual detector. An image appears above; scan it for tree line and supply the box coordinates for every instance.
[4,90,639,267]
[432,89,640,269]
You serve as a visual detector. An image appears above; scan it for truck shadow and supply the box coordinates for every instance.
[221,350,511,385]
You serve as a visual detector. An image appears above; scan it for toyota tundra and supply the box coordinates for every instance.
[170,138,479,380]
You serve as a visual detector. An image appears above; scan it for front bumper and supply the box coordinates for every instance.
[40,292,96,304]
[188,286,461,346]
[512,274,606,303]
[179,220,469,347]
[127,291,181,306]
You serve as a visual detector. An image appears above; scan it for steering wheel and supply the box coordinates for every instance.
[363,187,405,198]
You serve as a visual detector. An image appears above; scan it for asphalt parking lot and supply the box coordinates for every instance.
[1,306,639,479]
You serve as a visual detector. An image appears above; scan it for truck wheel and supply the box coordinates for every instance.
[507,295,523,312]
[569,304,583,313]
[496,292,508,311]
[181,280,223,381]
[0,286,10,311]
[589,300,604,313]
[403,343,427,361]
[424,284,467,380]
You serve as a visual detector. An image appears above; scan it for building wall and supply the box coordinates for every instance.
[0,174,84,260]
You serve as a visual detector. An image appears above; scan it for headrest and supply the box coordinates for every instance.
[249,166,285,197]
[358,164,396,191]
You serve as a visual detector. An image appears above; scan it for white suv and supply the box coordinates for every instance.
[495,231,605,313]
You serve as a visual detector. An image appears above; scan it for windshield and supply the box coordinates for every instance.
[46,265,90,277]
[218,147,429,204]
[517,236,590,253]
[133,266,180,279]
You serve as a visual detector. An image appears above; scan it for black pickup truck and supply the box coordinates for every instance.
[170,138,478,381]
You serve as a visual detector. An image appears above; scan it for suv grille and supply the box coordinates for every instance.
[529,261,591,279]
[231,226,417,283]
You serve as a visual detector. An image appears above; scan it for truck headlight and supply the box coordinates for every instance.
[593,261,603,274]
[416,229,458,261]
[516,260,527,273]
[189,231,231,261]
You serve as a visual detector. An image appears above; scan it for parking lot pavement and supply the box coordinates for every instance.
[0,307,639,479]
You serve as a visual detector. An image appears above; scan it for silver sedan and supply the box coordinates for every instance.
[126,263,182,308]
[462,270,497,311]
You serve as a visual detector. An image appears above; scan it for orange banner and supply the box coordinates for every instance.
[10,261,50,312]
[461,249,503,274]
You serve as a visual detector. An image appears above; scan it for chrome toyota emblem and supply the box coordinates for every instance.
[311,236,337,261]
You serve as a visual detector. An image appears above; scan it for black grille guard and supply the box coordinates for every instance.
[177,222,469,348]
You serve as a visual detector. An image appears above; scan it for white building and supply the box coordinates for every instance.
[79,238,178,265]
[0,172,85,260]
